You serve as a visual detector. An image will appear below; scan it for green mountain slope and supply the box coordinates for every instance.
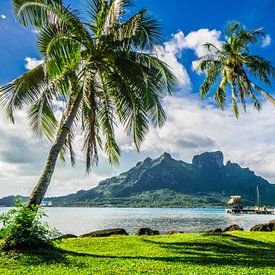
[1,151,275,207]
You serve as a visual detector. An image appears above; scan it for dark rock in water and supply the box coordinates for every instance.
[206,228,223,233]
[80,228,128,238]
[136,228,160,236]
[53,234,78,240]
[250,224,271,232]
[223,224,244,232]
[167,230,184,235]
[268,219,275,231]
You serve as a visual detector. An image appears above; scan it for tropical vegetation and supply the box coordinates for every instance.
[198,21,275,117]
[0,200,58,250]
[0,0,175,209]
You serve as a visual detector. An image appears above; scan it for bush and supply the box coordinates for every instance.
[0,200,60,250]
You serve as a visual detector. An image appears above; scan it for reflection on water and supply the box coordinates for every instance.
[0,207,274,235]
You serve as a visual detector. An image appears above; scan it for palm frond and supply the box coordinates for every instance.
[97,71,120,165]
[250,81,275,106]
[120,8,161,50]
[231,78,239,118]
[81,70,99,172]
[200,62,222,99]
[214,76,228,109]
[27,92,58,141]
[0,64,46,122]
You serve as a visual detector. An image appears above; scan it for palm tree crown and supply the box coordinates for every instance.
[0,0,175,171]
[198,21,275,118]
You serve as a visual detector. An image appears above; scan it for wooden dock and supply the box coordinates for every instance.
[227,209,275,215]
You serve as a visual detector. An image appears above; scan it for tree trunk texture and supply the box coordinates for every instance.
[26,94,82,207]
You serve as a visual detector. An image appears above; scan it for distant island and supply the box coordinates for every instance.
[1,151,275,207]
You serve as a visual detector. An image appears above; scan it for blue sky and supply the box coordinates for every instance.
[1,0,275,88]
[1,0,275,197]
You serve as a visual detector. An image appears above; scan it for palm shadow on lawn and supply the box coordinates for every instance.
[7,233,275,269]
[141,233,275,267]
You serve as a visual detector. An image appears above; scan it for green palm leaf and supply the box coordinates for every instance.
[199,21,275,117]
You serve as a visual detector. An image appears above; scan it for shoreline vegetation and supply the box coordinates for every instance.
[1,231,275,274]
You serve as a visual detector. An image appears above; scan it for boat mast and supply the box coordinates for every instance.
[256,185,261,210]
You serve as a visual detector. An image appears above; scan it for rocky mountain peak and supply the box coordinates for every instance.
[192,151,224,169]
[161,152,172,160]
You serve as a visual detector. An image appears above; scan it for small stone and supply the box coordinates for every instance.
[80,228,128,238]
[268,220,275,231]
[53,234,78,240]
[136,228,159,236]
[167,230,184,235]
[206,228,223,233]
[223,224,244,232]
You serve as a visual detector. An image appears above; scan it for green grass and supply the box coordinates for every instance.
[1,232,275,274]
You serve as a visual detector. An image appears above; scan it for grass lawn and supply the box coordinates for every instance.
[0,231,275,274]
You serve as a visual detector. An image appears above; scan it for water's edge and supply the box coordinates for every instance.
[0,207,274,235]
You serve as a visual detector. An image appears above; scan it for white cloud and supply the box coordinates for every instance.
[183,29,222,57]
[0,111,115,197]
[155,32,192,89]
[155,29,222,86]
[262,34,271,47]
[0,14,6,20]
[24,57,43,70]
[182,29,222,71]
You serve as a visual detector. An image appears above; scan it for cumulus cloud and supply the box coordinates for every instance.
[155,32,191,89]
[0,14,7,20]
[155,29,222,86]
[262,34,271,47]
[0,111,115,197]
[182,29,222,71]
[24,57,43,70]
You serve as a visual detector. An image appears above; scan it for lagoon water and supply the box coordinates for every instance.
[0,207,274,235]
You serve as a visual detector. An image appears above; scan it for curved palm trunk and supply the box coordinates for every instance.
[250,81,275,106]
[26,94,82,207]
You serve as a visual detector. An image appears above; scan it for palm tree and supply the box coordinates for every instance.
[0,0,175,207]
[198,21,275,118]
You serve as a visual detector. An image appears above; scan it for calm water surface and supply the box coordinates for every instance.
[0,207,274,235]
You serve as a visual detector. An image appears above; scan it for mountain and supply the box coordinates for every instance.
[1,151,275,207]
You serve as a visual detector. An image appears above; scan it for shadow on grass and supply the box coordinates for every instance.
[4,233,275,269]
[1,245,69,268]
[140,233,275,267]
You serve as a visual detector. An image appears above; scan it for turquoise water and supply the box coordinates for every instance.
[0,207,274,235]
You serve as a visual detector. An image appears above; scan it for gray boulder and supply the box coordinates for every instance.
[223,224,244,232]
[206,228,223,233]
[268,219,275,231]
[80,228,128,238]
[250,224,271,232]
[53,234,78,240]
[167,230,184,235]
[136,228,160,236]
